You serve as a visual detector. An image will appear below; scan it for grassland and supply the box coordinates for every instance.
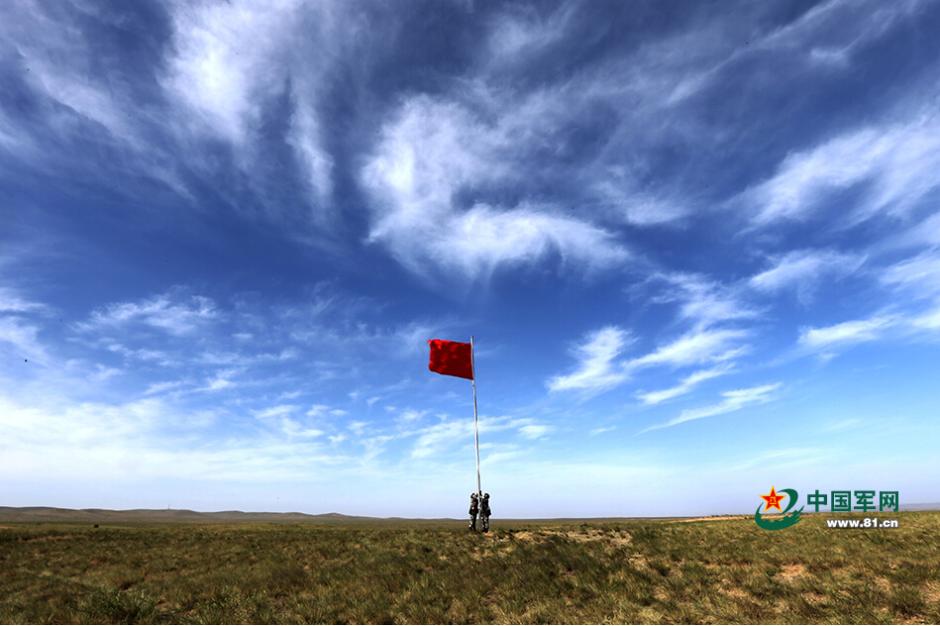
[1,511,939,624]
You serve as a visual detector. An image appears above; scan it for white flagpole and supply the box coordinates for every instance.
[470,335,482,496]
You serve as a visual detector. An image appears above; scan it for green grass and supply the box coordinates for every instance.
[1,513,939,623]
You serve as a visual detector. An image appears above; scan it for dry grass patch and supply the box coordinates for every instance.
[1,513,939,623]
[924,580,940,604]
[671,515,748,524]
[777,563,807,582]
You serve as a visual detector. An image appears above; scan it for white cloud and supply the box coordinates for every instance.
[548,303,748,399]
[410,419,471,459]
[547,326,632,393]
[26,54,134,144]
[393,322,442,356]
[662,0,926,105]
[799,315,898,348]
[911,304,940,330]
[409,415,537,459]
[652,273,756,328]
[145,381,188,396]
[636,364,732,405]
[822,418,861,432]
[0,2,194,196]
[253,406,326,439]
[82,293,217,336]
[0,316,48,363]
[589,426,616,436]
[643,383,782,432]
[880,250,940,297]
[485,4,574,61]
[397,409,427,423]
[106,343,174,365]
[361,96,628,280]
[759,0,925,65]
[897,211,940,248]
[164,0,343,210]
[166,0,298,143]
[730,447,824,471]
[750,249,865,297]
[89,365,122,382]
[279,417,324,439]
[746,111,940,225]
[203,370,238,392]
[0,287,47,314]
[434,205,628,279]
[517,424,551,439]
[629,327,748,369]
[306,404,331,418]
[255,404,298,420]
[287,100,334,207]
[0,394,354,484]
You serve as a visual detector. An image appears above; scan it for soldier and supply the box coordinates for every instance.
[468,492,479,531]
[480,492,491,532]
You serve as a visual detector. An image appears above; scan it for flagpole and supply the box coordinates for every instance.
[470,335,482,496]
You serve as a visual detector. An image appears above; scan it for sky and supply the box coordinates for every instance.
[2,0,939,518]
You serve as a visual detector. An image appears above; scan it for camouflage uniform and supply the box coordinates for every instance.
[480,493,491,532]
[468,493,479,531]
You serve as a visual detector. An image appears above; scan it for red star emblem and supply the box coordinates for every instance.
[761,486,786,512]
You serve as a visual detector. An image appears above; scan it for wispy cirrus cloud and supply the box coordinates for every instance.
[0,316,48,363]
[483,3,576,63]
[361,96,628,281]
[0,394,352,483]
[745,110,940,226]
[409,415,541,459]
[729,446,824,472]
[254,404,298,420]
[0,287,48,314]
[546,326,632,393]
[202,369,239,393]
[650,273,756,329]
[879,250,940,297]
[749,249,865,299]
[307,404,349,419]
[549,321,747,403]
[635,364,732,405]
[79,292,217,336]
[628,328,748,370]
[165,0,343,210]
[550,272,752,399]
[663,0,927,104]
[518,424,552,440]
[798,315,898,349]
[642,383,782,433]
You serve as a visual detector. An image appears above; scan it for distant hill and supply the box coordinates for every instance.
[902,502,940,511]
[1,504,936,524]
[0,506,383,524]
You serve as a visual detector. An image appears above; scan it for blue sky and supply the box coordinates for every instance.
[2,0,939,517]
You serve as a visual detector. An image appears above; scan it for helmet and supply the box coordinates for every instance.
[483,493,489,498]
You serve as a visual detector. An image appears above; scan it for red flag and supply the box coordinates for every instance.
[428,339,474,380]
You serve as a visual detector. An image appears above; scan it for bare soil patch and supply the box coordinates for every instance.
[777,563,807,582]
[507,528,631,547]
